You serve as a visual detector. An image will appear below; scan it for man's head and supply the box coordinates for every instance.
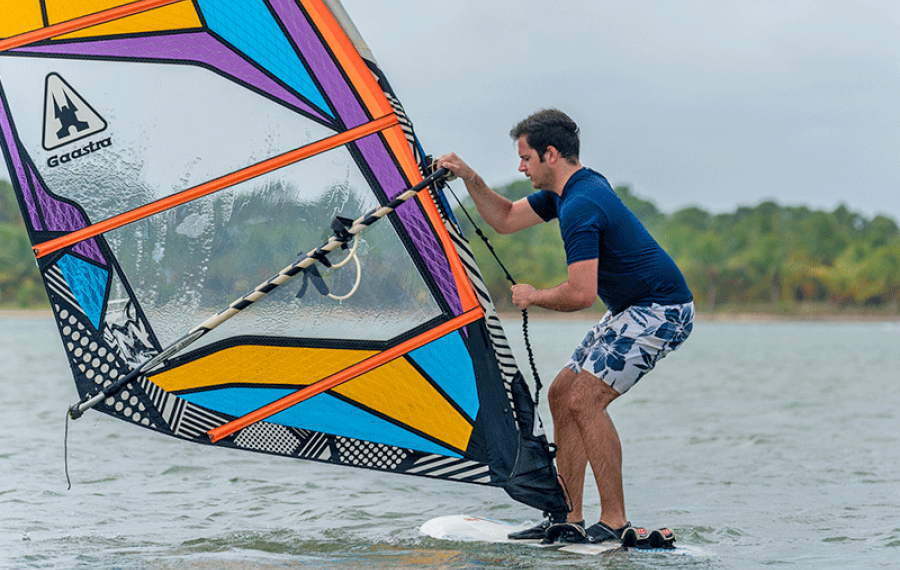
[509,109,580,163]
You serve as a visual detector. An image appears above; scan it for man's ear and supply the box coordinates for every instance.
[544,145,559,164]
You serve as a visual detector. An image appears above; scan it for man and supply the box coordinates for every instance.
[437,109,694,544]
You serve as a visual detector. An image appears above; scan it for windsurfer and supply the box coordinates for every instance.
[437,109,694,544]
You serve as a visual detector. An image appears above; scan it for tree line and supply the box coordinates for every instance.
[450,179,900,315]
[0,180,46,307]
[2,177,899,315]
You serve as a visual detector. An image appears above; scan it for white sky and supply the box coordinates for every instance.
[3,1,898,222]
[343,0,900,221]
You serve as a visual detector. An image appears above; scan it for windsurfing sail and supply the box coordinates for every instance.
[0,0,567,514]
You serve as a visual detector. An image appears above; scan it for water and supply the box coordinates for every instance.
[1,314,898,569]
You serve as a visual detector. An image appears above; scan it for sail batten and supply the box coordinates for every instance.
[0,0,568,514]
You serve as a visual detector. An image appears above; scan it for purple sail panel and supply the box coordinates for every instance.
[28,164,106,265]
[14,33,327,122]
[0,93,105,264]
[29,165,104,262]
[71,238,106,265]
[0,94,42,230]
[28,164,88,233]
[355,134,463,316]
[270,0,368,128]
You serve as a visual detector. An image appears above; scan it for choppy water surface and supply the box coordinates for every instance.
[1,315,898,569]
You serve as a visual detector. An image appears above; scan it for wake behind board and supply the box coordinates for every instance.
[420,515,709,557]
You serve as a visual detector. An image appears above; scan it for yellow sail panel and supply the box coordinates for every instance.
[332,358,474,452]
[0,2,44,39]
[50,0,201,39]
[151,345,378,393]
[47,0,133,22]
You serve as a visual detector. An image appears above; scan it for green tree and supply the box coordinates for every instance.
[0,180,47,307]
[3,174,899,315]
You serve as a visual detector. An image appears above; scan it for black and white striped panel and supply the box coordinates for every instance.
[384,91,421,165]
[44,265,83,318]
[405,455,492,484]
[445,227,518,371]
[139,376,166,412]
[138,378,230,440]
[173,403,231,440]
[295,431,331,461]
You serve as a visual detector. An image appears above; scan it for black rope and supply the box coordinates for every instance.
[64,410,72,490]
[520,307,543,407]
[443,184,544,405]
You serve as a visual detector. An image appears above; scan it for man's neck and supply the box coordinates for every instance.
[549,160,583,196]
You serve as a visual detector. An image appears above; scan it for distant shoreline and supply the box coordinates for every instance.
[0,309,53,319]
[499,310,898,323]
[2,308,897,323]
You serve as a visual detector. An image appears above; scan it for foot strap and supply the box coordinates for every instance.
[622,526,676,549]
[542,521,587,544]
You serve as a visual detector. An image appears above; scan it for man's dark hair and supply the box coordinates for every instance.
[510,108,580,162]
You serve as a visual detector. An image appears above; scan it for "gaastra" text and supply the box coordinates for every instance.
[47,137,112,168]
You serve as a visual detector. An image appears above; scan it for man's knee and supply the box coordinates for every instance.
[548,380,566,411]
[548,368,577,414]
[567,375,619,418]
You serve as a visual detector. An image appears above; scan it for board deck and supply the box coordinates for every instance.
[420,514,710,557]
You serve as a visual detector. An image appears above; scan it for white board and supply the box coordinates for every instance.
[420,514,710,557]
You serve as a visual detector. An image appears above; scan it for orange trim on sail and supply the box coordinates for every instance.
[207,308,485,443]
[0,0,182,52]
[33,115,399,259]
[418,188,481,313]
[380,124,480,313]
[301,0,392,119]
[381,123,420,179]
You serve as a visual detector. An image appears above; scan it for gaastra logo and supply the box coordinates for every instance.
[42,72,109,158]
[47,137,113,168]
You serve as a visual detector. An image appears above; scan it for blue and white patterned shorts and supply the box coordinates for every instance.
[565,301,694,394]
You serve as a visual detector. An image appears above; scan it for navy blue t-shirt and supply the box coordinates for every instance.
[526,168,692,314]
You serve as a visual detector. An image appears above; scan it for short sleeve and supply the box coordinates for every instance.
[559,197,605,265]
[526,191,558,222]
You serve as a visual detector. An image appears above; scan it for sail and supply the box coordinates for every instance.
[0,0,567,513]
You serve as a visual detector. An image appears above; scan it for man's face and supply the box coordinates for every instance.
[516,136,550,190]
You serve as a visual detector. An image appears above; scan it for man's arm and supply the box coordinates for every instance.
[511,258,597,312]
[437,153,543,234]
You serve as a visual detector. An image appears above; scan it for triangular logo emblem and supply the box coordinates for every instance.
[42,73,108,151]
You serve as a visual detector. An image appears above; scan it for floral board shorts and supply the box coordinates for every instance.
[565,301,694,394]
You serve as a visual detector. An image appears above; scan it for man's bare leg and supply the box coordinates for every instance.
[547,367,588,522]
[567,371,627,529]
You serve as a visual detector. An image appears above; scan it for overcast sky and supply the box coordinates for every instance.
[342,0,899,222]
[3,1,898,222]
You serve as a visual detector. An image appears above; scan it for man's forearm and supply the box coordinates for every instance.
[512,282,596,312]
[464,173,515,234]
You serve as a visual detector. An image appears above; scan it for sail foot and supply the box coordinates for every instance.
[504,372,569,514]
